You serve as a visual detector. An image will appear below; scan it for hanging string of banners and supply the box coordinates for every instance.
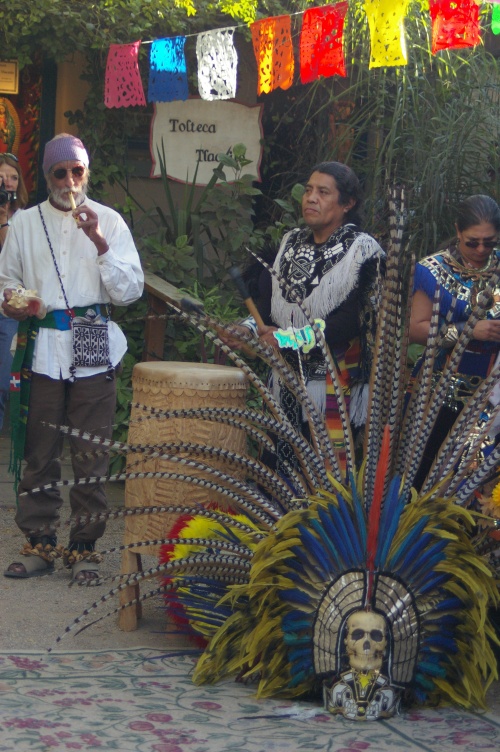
[104,0,499,108]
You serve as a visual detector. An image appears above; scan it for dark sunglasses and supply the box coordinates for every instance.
[464,238,497,249]
[51,166,85,179]
[1,152,18,162]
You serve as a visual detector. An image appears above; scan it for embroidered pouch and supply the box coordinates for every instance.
[72,309,110,367]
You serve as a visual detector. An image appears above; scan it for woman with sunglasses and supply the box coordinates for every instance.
[0,152,28,432]
[409,194,500,489]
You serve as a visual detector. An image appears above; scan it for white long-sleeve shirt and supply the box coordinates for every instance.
[0,198,144,379]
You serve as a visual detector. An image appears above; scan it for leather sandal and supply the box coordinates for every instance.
[71,559,102,585]
[4,557,54,578]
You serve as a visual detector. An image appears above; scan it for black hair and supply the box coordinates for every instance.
[308,161,363,226]
[456,194,500,232]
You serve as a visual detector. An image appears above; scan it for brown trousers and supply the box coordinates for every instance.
[15,371,116,544]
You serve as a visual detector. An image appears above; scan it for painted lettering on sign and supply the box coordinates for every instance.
[151,99,264,186]
[169,119,217,134]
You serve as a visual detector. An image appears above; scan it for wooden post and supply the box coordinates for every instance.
[142,271,202,362]
[119,272,203,631]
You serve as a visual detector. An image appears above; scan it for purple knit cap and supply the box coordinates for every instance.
[42,135,89,174]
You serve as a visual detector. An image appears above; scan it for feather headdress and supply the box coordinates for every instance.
[46,189,500,720]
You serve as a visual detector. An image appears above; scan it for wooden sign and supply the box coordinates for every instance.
[150,99,263,185]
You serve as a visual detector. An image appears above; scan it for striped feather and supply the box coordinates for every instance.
[39,204,500,713]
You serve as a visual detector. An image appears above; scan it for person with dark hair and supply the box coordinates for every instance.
[0,152,29,432]
[409,194,500,489]
[232,161,385,477]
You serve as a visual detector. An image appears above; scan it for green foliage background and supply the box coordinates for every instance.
[4,0,500,461]
[4,0,500,258]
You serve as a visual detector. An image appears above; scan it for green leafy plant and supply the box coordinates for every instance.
[197,143,263,284]
[257,3,500,258]
[250,181,305,254]
[11,1,500,444]
[137,142,264,294]
[136,139,225,286]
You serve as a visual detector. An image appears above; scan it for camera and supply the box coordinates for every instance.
[0,185,15,206]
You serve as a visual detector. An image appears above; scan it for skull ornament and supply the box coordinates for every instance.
[323,609,396,720]
[345,610,387,672]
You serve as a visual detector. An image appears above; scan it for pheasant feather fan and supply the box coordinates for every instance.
[51,189,499,719]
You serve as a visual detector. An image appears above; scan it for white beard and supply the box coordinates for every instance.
[48,179,88,210]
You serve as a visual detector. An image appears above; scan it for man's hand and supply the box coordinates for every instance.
[2,288,30,321]
[217,323,280,352]
[73,204,109,256]
[258,325,279,348]
[216,324,251,350]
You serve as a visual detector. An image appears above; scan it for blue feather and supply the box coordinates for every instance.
[289,670,311,686]
[289,663,313,680]
[282,625,312,637]
[430,597,462,612]
[336,496,365,565]
[323,504,354,566]
[289,543,322,573]
[417,661,447,677]
[210,522,253,547]
[424,636,458,653]
[375,479,405,567]
[377,476,401,531]
[401,540,448,580]
[418,649,442,663]
[395,532,435,574]
[310,518,343,572]
[424,625,456,639]
[280,588,314,606]
[284,569,313,586]
[282,609,313,625]
[289,646,314,662]
[316,507,344,569]
[286,556,307,574]
[290,530,325,569]
[388,516,430,567]
[349,472,367,550]
[283,633,310,645]
[296,525,331,578]
[336,501,365,567]
[414,572,449,594]
[414,673,436,691]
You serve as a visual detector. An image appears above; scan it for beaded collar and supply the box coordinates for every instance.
[445,241,499,282]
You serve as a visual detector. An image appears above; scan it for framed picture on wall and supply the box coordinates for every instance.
[0,60,19,95]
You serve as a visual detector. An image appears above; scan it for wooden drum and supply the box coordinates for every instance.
[120,361,248,630]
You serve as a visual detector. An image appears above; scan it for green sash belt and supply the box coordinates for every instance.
[9,305,106,495]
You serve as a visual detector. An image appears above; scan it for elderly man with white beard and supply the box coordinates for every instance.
[0,133,143,583]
